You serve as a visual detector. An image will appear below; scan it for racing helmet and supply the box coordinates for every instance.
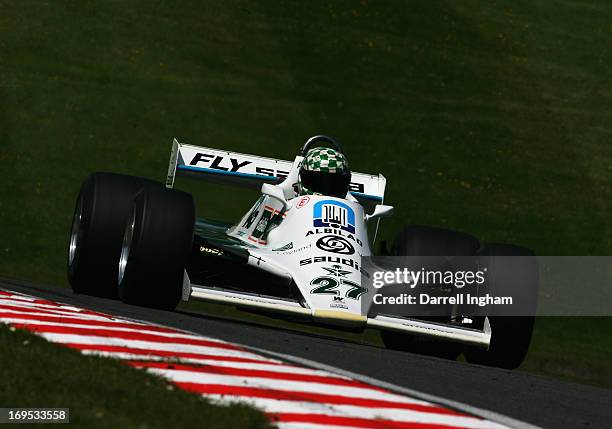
[298,147,351,198]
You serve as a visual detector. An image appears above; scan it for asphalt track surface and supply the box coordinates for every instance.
[2,278,611,429]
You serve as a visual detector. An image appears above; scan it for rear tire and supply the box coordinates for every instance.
[68,173,161,298]
[392,225,481,256]
[380,225,480,360]
[118,186,195,310]
[464,243,538,369]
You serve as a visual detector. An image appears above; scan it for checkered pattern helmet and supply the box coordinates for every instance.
[298,147,351,197]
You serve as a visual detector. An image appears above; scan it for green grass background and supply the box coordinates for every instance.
[1,1,611,387]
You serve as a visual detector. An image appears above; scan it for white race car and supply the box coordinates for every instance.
[68,135,538,369]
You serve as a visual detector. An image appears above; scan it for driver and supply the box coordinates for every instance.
[297,147,351,198]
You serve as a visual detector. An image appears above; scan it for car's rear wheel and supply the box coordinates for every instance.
[380,225,480,360]
[464,243,538,369]
[118,185,195,310]
[68,173,161,297]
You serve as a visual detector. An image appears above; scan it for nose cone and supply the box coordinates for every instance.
[312,309,367,327]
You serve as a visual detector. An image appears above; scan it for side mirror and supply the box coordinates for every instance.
[366,204,394,222]
[261,183,289,209]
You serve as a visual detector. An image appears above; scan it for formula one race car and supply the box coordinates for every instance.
[68,135,538,369]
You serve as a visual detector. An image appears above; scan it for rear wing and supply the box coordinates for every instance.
[166,139,386,205]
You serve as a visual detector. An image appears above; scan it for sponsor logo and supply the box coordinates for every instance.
[305,228,363,247]
[316,235,355,255]
[190,153,251,172]
[322,265,352,278]
[296,196,310,209]
[199,246,224,256]
[189,153,289,179]
[300,256,360,271]
[255,167,290,180]
[277,244,311,255]
[313,200,355,234]
[331,295,348,309]
[272,242,293,252]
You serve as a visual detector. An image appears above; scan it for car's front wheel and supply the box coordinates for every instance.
[464,243,538,369]
[118,185,195,310]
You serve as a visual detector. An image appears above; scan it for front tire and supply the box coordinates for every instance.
[118,185,195,310]
[464,243,538,369]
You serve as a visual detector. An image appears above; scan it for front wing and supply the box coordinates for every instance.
[186,280,492,349]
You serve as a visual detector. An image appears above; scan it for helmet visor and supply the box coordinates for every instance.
[300,170,351,198]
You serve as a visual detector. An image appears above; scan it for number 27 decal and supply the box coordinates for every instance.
[310,276,367,300]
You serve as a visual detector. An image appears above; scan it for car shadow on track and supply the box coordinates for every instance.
[174,307,381,349]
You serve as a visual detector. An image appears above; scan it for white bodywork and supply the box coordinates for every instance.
[230,193,371,320]
[167,139,492,348]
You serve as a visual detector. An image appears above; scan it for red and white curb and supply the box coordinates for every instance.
[0,289,510,429]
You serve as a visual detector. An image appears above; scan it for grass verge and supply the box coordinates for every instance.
[0,324,272,429]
